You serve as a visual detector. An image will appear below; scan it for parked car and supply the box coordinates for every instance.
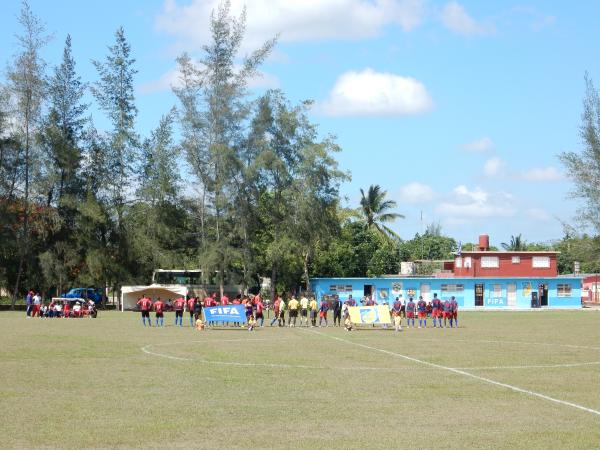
[61,288,103,304]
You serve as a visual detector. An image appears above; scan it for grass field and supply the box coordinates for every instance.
[1,310,600,449]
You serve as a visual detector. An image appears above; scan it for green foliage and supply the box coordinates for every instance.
[501,234,528,251]
[359,184,403,240]
[399,232,457,261]
[560,73,600,234]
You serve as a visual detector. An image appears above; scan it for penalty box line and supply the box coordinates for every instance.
[302,328,600,417]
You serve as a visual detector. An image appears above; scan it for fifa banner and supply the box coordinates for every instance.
[203,304,247,324]
[348,306,391,325]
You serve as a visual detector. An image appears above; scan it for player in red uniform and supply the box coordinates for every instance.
[187,297,196,326]
[137,295,153,326]
[173,297,185,327]
[431,293,442,328]
[254,296,265,327]
[451,296,458,328]
[153,297,165,327]
[417,296,427,328]
[443,298,453,328]
[203,293,215,326]
[406,297,416,328]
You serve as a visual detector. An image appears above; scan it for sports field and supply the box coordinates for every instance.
[1,310,599,449]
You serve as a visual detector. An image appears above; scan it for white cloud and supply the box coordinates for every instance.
[157,0,426,52]
[524,208,552,221]
[138,65,279,95]
[462,137,494,153]
[320,68,433,117]
[437,185,516,218]
[399,182,436,204]
[483,156,506,177]
[440,1,495,36]
[519,166,562,182]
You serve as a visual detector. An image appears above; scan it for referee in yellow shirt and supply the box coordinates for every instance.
[287,296,300,327]
[309,297,318,327]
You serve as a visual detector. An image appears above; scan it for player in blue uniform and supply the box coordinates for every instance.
[443,298,453,328]
[417,296,427,328]
[406,297,416,328]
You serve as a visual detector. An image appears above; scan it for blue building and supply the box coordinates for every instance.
[310,276,581,309]
[311,236,583,310]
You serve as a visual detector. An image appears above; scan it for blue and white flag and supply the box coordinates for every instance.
[203,304,247,323]
[457,241,462,256]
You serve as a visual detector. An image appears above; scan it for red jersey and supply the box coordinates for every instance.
[232,299,240,305]
[203,297,212,307]
[221,295,229,305]
[154,301,164,313]
[187,298,196,311]
[173,297,185,311]
[137,297,152,311]
[255,301,264,314]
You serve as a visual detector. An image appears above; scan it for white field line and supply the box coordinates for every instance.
[409,337,600,352]
[141,339,600,372]
[141,343,428,371]
[302,328,600,417]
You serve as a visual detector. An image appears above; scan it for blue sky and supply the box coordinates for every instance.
[2,0,598,247]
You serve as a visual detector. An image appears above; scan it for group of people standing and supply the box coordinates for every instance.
[136,293,267,328]
[25,290,97,318]
[390,293,459,331]
[135,291,459,331]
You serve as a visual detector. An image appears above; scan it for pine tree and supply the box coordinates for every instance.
[7,0,50,306]
[91,26,139,281]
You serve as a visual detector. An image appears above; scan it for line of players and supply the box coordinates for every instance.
[135,293,266,327]
[135,292,458,329]
[390,293,459,329]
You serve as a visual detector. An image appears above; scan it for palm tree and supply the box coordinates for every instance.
[359,184,404,240]
[501,234,527,251]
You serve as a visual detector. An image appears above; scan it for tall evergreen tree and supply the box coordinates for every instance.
[91,26,139,280]
[37,34,88,295]
[560,73,600,234]
[7,0,50,306]
[174,1,275,295]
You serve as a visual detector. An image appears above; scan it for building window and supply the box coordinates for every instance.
[557,284,572,297]
[492,284,502,297]
[441,284,464,292]
[464,257,472,268]
[481,256,499,268]
[532,256,550,268]
[512,256,520,264]
[455,257,463,268]
[329,285,353,293]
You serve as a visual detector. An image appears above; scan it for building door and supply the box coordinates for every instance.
[507,283,517,307]
[475,284,484,306]
[539,284,548,306]
[364,285,374,299]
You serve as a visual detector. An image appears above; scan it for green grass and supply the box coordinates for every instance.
[1,311,600,449]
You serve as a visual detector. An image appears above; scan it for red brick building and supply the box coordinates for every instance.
[453,235,559,278]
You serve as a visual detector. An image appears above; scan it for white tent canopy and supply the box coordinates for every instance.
[121,284,188,311]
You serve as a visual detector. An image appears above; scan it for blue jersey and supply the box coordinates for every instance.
[406,301,416,313]
[417,300,426,312]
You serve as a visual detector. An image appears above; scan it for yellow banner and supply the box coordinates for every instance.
[348,306,391,324]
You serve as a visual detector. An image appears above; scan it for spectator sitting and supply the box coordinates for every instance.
[73,301,82,318]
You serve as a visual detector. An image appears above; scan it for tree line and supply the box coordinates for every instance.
[1,1,599,306]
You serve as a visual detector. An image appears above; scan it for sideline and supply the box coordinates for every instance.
[301,328,600,417]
